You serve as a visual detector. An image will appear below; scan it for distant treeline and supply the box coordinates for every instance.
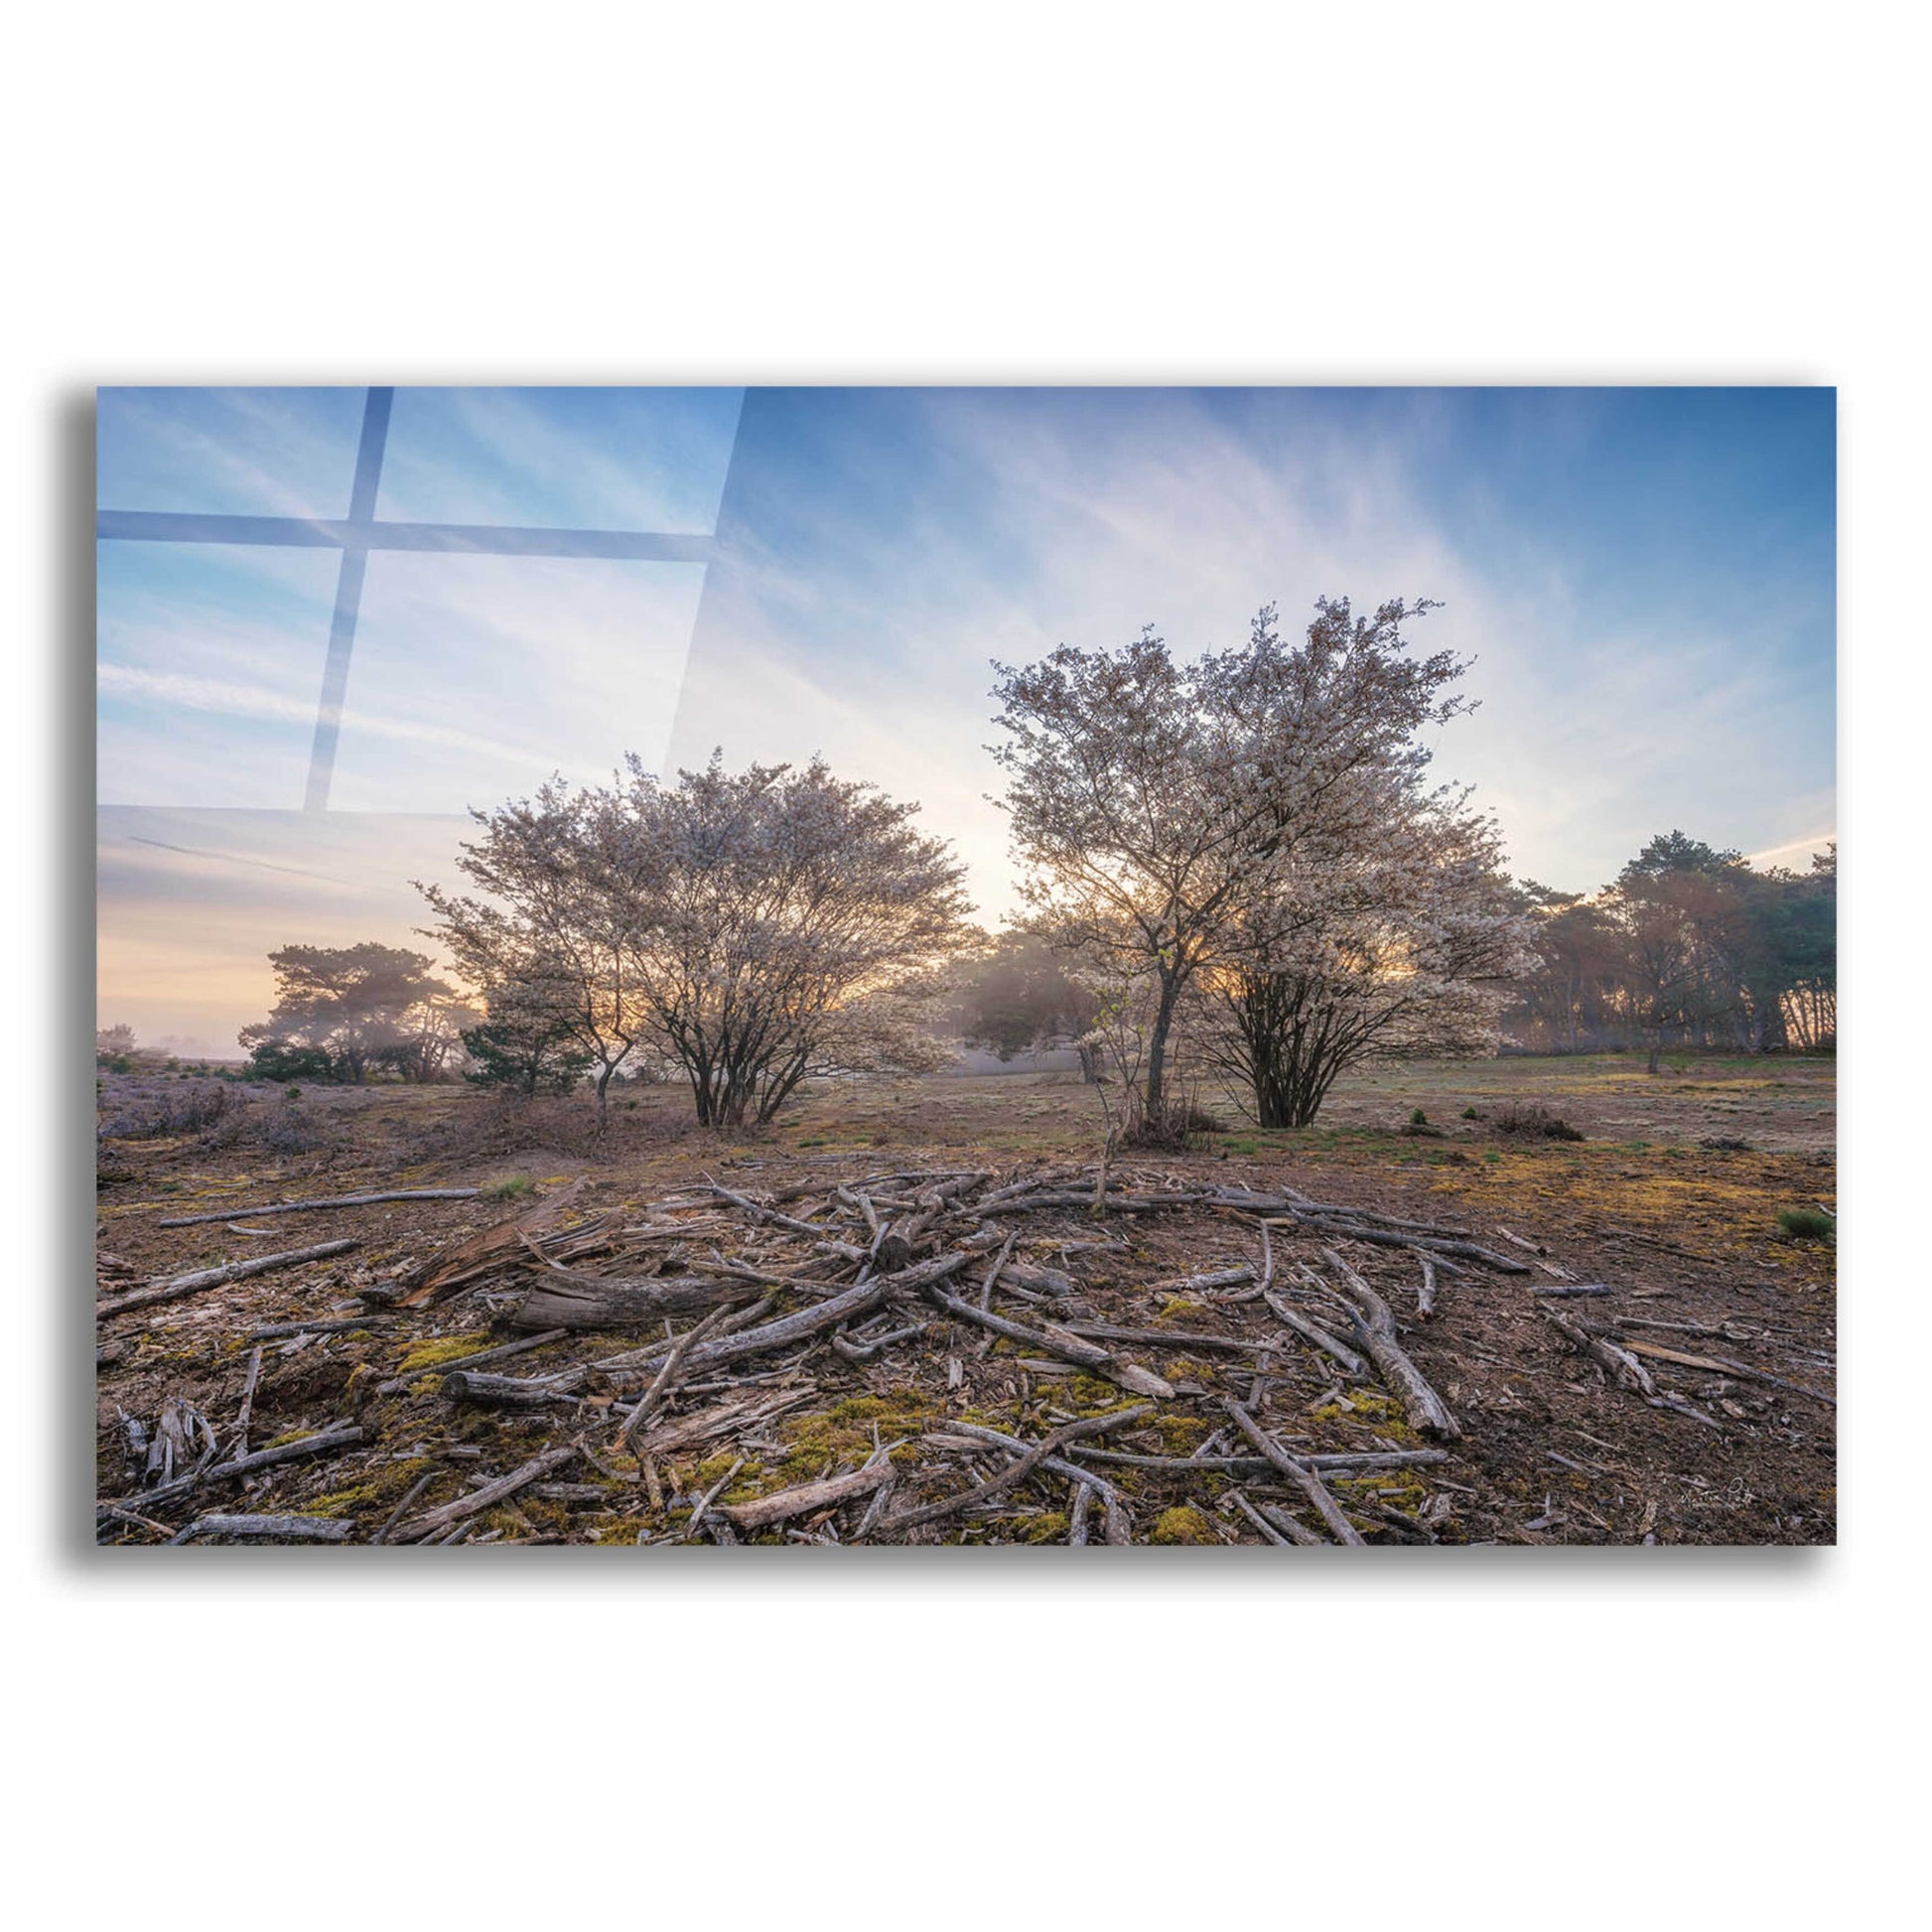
[1497,832,1835,1063]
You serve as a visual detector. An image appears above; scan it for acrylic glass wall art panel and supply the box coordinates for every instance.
[94,386,1836,1549]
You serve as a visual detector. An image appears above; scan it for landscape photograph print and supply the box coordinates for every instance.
[93,384,1837,1550]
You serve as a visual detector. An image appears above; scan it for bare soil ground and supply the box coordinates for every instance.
[93,1053,1836,1547]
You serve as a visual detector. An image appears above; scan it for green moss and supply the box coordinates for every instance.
[589,1517,653,1543]
[825,1394,921,1426]
[294,1484,381,1516]
[396,1331,493,1373]
[763,1391,935,1490]
[297,1459,435,1518]
[1307,1390,1419,1445]
[1151,1505,1217,1546]
[1067,1374,1119,1410]
[1337,1390,1403,1425]
[1155,1297,1204,1324]
[1023,1512,1071,1543]
[473,1505,531,1539]
[1332,1474,1429,1515]
[1155,1415,1210,1455]
[1162,1357,1219,1385]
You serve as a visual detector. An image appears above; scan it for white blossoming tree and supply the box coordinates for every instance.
[422,754,972,1129]
[1201,796,1534,1126]
[991,596,1529,1136]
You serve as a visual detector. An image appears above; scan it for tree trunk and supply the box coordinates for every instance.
[1143,970,1181,1115]
[507,1272,756,1332]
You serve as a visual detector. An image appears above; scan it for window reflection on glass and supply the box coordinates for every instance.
[97,387,370,520]
[96,540,344,808]
[94,385,742,814]
[374,387,742,534]
[329,554,709,813]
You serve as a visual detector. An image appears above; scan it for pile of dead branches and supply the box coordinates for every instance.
[98,1160,1809,1547]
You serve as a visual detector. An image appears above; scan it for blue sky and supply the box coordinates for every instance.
[96,385,1835,1053]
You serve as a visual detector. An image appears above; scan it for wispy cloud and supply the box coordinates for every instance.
[670,387,1835,909]
[99,660,570,770]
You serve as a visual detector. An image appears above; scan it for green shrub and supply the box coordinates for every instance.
[1776,1206,1835,1242]
[1493,1101,1585,1142]
[246,1039,338,1083]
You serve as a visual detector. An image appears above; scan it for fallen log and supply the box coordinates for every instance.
[370,1471,439,1545]
[231,1345,263,1461]
[678,1253,970,1376]
[390,1180,603,1308]
[699,1178,834,1238]
[394,1443,581,1543]
[1061,1320,1293,1358]
[1061,1446,1449,1475]
[374,1326,571,1395]
[973,1188,1213,1216]
[1224,1402,1366,1546]
[999,1260,1080,1298]
[1231,1491,1327,1546]
[1295,1214,1530,1275]
[528,1482,613,1506]
[157,1188,480,1228]
[440,1369,581,1411]
[99,1423,367,1515]
[1545,1311,1655,1395]
[885,1405,1154,1534]
[97,1239,358,1319]
[1067,1481,1092,1544]
[617,1298,758,1446]
[831,1319,933,1364]
[914,1281,1173,1399]
[250,1314,397,1339]
[505,1271,755,1332]
[1208,1189,1475,1240]
[943,1420,1133,1545]
[1146,1267,1257,1296]
[975,1173,1100,1210]
[628,1386,822,1460]
[720,1454,895,1531]
[1618,1337,1836,1407]
[1262,1292,1368,1377]
[1317,1249,1460,1439]
[167,1513,355,1544]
